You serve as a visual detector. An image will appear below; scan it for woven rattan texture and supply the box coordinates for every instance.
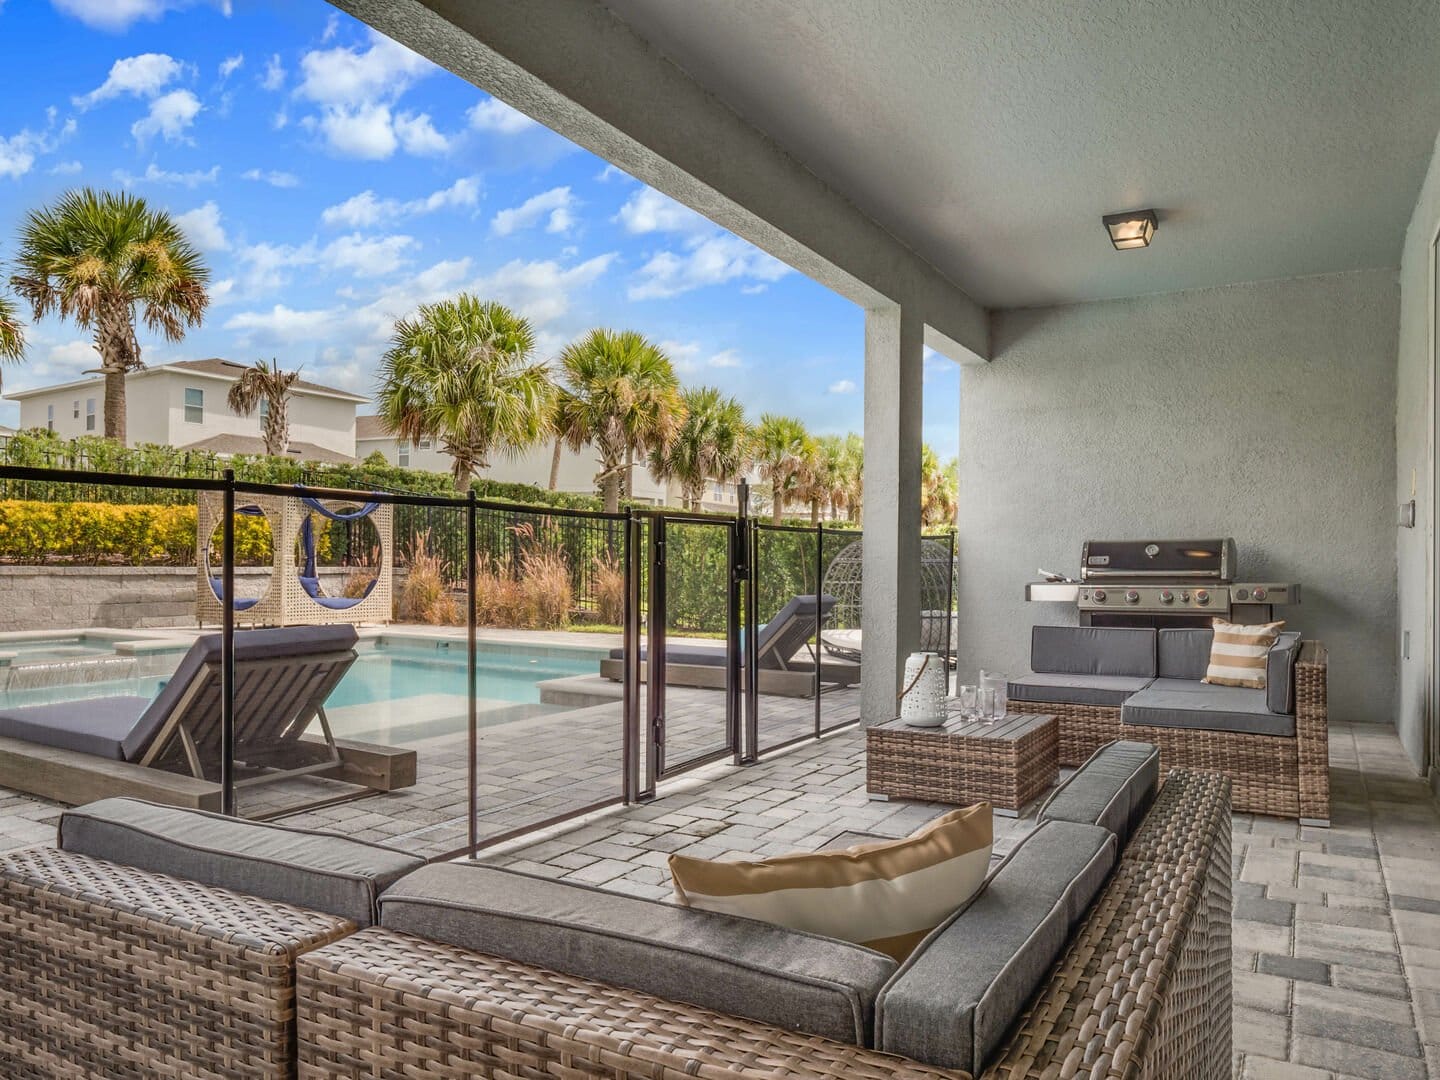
[0,846,352,1079]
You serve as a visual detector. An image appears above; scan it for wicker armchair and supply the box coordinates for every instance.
[1014,641,1328,823]
[295,771,1231,1080]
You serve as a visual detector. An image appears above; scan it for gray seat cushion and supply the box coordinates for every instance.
[1007,673,1152,708]
[1267,632,1302,714]
[1122,678,1294,737]
[59,797,423,927]
[0,696,150,759]
[1156,629,1213,681]
[874,820,1117,1074]
[379,862,896,1047]
[1031,626,1156,678]
[1039,740,1160,844]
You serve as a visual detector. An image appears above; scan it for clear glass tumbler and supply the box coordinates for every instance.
[980,670,1008,721]
[976,687,997,723]
[957,684,978,720]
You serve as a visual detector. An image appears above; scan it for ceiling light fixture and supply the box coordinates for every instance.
[1102,209,1157,251]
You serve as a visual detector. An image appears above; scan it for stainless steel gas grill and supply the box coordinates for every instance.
[1026,538,1300,628]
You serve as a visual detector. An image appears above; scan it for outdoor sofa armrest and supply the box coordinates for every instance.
[0,845,353,1079]
[1295,641,1330,824]
[297,927,971,1080]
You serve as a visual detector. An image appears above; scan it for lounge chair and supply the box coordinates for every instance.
[600,594,859,697]
[0,625,358,789]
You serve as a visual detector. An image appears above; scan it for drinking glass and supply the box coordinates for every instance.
[957,684,978,720]
[980,669,1008,721]
[976,688,997,724]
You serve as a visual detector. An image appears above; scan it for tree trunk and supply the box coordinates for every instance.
[102,367,127,444]
[451,454,475,489]
[602,471,621,514]
[772,479,784,526]
[549,439,563,490]
[810,500,821,527]
[623,445,635,503]
[95,300,139,444]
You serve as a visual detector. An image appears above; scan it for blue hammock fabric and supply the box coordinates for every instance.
[296,492,382,609]
[208,503,268,610]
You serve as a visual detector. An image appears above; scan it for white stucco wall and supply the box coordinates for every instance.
[1395,129,1440,774]
[959,269,1400,728]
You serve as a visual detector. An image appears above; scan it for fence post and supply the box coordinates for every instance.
[220,468,236,816]
[466,489,478,856]
[738,479,758,764]
[814,523,824,737]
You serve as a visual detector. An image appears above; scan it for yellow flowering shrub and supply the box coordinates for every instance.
[0,500,276,565]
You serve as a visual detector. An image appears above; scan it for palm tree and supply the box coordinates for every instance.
[649,386,751,511]
[840,432,864,522]
[0,293,24,369]
[556,329,683,513]
[809,434,850,522]
[754,413,812,525]
[375,294,554,486]
[547,386,589,491]
[920,444,959,527]
[10,188,209,443]
[227,358,300,457]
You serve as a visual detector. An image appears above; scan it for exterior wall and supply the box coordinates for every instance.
[959,269,1399,727]
[1395,129,1440,773]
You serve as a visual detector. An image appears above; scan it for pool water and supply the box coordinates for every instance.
[0,635,127,666]
[328,642,595,708]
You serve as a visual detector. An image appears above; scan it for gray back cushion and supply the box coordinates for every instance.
[1039,740,1160,844]
[1156,629,1213,681]
[1031,626,1156,678]
[875,821,1117,1074]
[379,862,896,1046]
[1267,632,1303,713]
[59,797,423,927]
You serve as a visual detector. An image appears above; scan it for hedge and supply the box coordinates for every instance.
[0,500,277,565]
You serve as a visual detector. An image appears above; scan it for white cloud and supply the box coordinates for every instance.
[595,163,626,182]
[491,186,576,236]
[467,96,537,135]
[173,200,227,250]
[51,0,230,33]
[75,52,183,107]
[131,89,201,144]
[628,233,790,300]
[297,32,432,107]
[320,233,416,278]
[260,54,285,92]
[740,283,769,295]
[615,186,709,235]
[709,349,742,369]
[218,53,243,80]
[320,176,480,228]
[113,162,218,187]
[315,102,395,159]
[224,304,344,347]
[0,132,38,180]
[658,339,703,373]
[473,253,615,326]
[393,111,449,155]
[827,379,857,395]
[241,167,298,188]
[49,160,83,175]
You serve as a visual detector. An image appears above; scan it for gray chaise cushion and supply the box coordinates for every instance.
[380,862,896,1046]
[59,797,423,927]
[1156,629,1213,681]
[1039,740,1160,844]
[1006,673,1152,708]
[1031,626,1156,678]
[875,820,1117,1074]
[0,695,151,759]
[1122,678,1294,737]
[1267,632,1303,714]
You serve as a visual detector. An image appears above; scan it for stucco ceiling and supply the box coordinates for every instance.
[598,0,1440,309]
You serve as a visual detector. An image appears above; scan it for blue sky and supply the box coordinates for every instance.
[0,0,959,457]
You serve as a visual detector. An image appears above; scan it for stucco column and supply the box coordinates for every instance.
[861,304,924,725]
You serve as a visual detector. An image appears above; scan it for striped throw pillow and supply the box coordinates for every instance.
[1203,618,1285,689]
[669,802,992,962]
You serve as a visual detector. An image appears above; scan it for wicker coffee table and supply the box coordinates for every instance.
[866,712,1059,816]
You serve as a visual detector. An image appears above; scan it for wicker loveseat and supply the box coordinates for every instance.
[0,756,1231,1080]
[1008,626,1328,824]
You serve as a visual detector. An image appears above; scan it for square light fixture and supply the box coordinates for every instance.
[1102,209,1157,251]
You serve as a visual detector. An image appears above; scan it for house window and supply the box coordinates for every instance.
[396,442,409,467]
[259,398,269,421]
[72,400,79,420]
[418,439,431,450]
[184,387,203,424]
[46,405,53,431]
[85,398,95,432]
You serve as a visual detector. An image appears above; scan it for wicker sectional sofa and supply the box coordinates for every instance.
[1008,626,1329,824]
[0,751,1231,1080]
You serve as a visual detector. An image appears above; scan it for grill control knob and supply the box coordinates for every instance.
[1125,589,1140,604]
[1159,589,1175,604]
[1234,588,1250,601]
[1194,589,1210,605]
[1252,586,1268,601]
[1092,589,1107,603]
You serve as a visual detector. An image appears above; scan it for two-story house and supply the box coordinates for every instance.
[6,359,368,462]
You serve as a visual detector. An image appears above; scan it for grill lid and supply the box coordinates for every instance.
[1080,539,1235,581]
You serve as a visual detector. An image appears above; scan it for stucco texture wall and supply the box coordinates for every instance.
[959,269,1399,727]
[1394,131,1440,771]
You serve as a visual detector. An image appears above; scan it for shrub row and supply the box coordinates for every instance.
[0,500,276,564]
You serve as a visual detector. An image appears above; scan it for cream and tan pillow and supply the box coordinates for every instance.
[669,802,992,962]
[1203,618,1284,689]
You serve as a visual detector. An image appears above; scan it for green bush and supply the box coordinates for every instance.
[0,500,275,565]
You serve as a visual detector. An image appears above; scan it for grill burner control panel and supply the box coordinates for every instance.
[1078,583,1300,612]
